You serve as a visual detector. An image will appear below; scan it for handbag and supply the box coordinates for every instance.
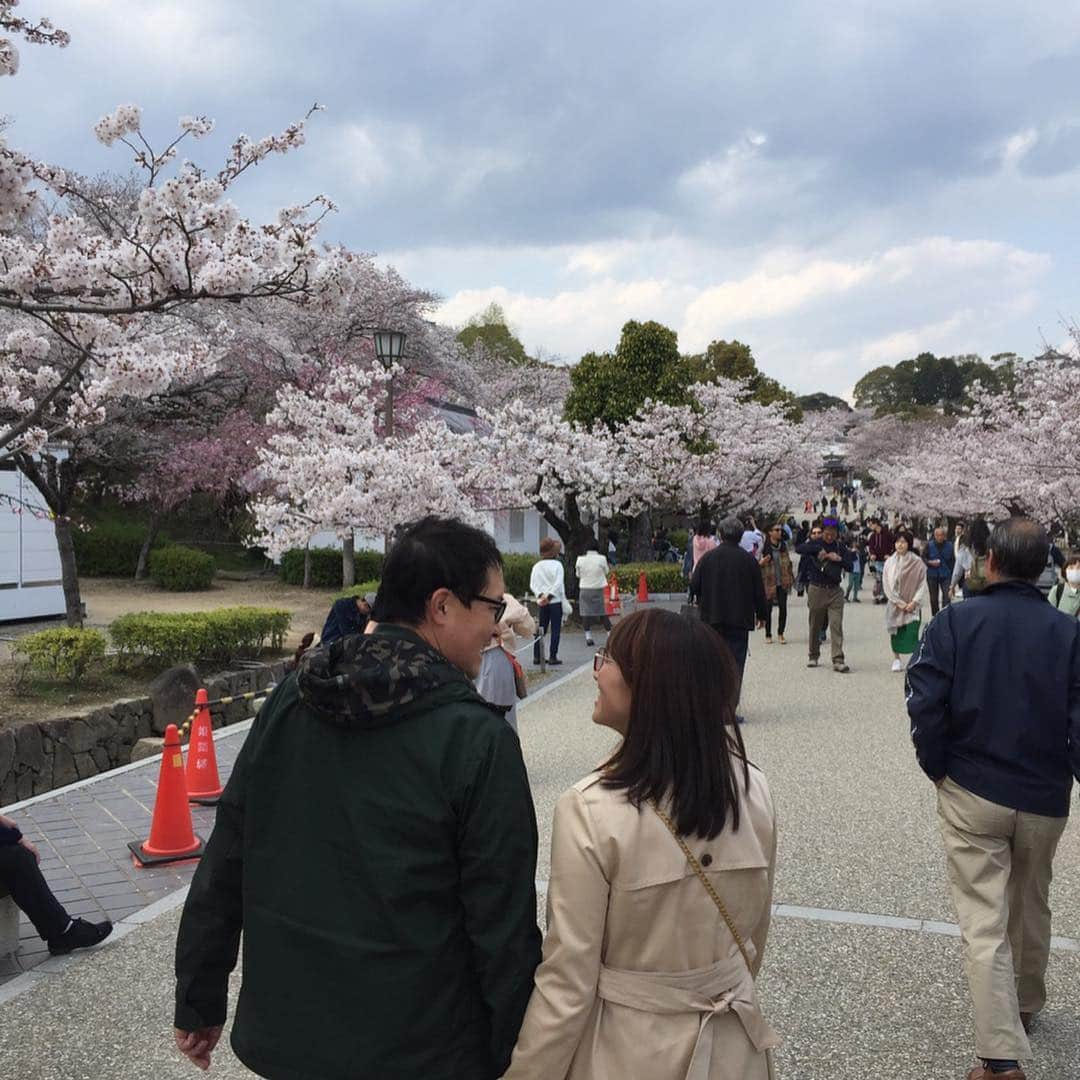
[503,648,528,700]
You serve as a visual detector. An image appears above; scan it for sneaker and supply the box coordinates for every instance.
[832,662,851,674]
[891,659,903,672]
[807,659,819,667]
[778,635,786,644]
[547,658,563,666]
[48,918,113,956]
[584,636,595,647]
[765,637,774,644]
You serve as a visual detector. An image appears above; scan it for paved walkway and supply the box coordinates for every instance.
[1,595,1078,1077]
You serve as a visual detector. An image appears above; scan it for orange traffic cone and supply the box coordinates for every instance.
[604,573,622,617]
[637,571,650,603]
[185,688,223,805]
[129,724,205,867]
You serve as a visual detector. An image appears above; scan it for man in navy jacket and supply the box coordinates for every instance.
[0,814,112,955]
[906,517,1080,1080]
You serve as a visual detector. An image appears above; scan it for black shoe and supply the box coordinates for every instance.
[547,658,563,666]
[734,714,746,725]
[48,918,113,956]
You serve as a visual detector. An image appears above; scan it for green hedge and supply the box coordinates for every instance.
[13,628,107,683]
[335,580,381,602]
[279,547,384,588]
[148,545,216,591]
[612,562,687,593]
[72,521,162,577]
[501,553,535,598]
[110,607,292,666]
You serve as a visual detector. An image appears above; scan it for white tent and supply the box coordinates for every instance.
[0,461,65,622]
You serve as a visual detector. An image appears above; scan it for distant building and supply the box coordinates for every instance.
[1,459,65,622]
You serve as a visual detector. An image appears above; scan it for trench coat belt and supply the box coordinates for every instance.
[597,956,779,1080]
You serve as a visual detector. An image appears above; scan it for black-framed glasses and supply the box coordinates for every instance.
[472,593,508,623]
[593,648,613,672]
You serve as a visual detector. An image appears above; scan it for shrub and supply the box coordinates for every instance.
[668,529,689,554]
[110,607,292,666]
[335,580,381,602]
[148,546,216,591]
[612,562,687,594]
[501,553,535,598]
[279,547,384,588]
[72,521,162,577]
[13,628,108,683]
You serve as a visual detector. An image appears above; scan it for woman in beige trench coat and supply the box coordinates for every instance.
[504,608,779,1080]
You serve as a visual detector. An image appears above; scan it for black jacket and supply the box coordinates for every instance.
[794,539,854,587]
[0,821,21,846]
[320,596,369,645]
[174,624,542,1080]
[906,579,1080,817]
[689,541,768,630]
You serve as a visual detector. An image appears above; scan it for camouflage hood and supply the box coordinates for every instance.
[295,624,482,729]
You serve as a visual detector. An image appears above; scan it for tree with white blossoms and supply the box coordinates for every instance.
[1,4,355,622]
[872,356,1080,526]
[251,363,486,561]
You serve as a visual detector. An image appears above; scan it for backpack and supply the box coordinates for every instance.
[966,554,989,594]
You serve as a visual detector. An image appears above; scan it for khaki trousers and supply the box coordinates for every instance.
[806,584,844,664]
[937,777,1068,1060]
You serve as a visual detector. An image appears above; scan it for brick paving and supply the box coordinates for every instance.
[0,729,247,983]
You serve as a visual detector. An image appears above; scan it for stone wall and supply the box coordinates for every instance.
[0,661,288,805]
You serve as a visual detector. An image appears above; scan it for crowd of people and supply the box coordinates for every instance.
[3,498,1077,1080]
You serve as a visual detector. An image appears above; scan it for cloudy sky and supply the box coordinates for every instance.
[6,0,1080,394]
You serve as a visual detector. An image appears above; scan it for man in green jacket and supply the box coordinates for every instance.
[173,517,542,1079]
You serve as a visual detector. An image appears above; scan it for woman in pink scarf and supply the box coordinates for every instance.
[883,529,930,671]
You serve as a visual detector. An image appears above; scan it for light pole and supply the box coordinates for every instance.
[373,329,407,438]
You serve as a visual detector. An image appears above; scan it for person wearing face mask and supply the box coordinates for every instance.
[503,608,778,1080]
[883,530,930,672]
[173,517,542,1080]
[1047,552,1080,617]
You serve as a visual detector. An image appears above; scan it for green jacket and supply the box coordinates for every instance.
[175,624,541,1079]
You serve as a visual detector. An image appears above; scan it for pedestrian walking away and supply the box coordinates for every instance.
[951,519,991,601]
[867,517,895,604]
[0,814,113,957]
[173,516,542,1079]
[924,525,956,615]
[531,537,567,666]
[844,534,864,602]
[795,517,854,672]
[882,529,929,671]
[575,540,612,647]
[759,522,794,644]
[503,608,778,1079]
[689,516,768,716]
[906,517,1080,1080]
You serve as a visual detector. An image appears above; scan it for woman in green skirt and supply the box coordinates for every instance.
[883,530,929,672]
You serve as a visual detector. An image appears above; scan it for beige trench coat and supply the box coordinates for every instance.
[504,765,778,1080]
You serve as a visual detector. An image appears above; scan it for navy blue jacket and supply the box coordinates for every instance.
[320,597,369,646]
[793,539,854,588]
[0,820,21,846]
[924,538,955,582]
[906,579,1080,817]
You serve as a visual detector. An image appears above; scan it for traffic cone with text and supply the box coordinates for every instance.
[129,724,205,867]
[637,571,650,603]
[185,688,223,806]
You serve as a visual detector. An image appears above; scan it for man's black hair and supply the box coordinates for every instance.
[586,538,600,553]
[988,518,1049,583]
[376,516,502,626]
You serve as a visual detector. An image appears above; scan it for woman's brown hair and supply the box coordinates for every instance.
[538,537,560,557]
[599,608,751,839]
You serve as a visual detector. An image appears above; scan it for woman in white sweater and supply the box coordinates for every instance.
[531,537,567,666]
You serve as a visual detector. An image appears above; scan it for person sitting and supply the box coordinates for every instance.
[320,592,375,646]
[0,814,112,956]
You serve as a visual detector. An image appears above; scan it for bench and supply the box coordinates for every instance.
[0,888,19,957]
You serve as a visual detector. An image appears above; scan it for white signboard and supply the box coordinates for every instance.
[0,465,66,621]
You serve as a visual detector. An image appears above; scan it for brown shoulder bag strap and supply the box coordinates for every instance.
[651,802,754,976]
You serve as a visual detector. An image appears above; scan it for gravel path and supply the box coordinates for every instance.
[1,593,1077,1078]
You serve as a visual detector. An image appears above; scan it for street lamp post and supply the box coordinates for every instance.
[373,330,407,438]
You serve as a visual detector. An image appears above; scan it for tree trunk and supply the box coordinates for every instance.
[134,513,163,580]
[54,515,84,628]
[342,531,356,588]
[630,510,652,562]
[303,544,312,589]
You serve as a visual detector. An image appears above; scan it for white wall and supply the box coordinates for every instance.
[0,465,66,622]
